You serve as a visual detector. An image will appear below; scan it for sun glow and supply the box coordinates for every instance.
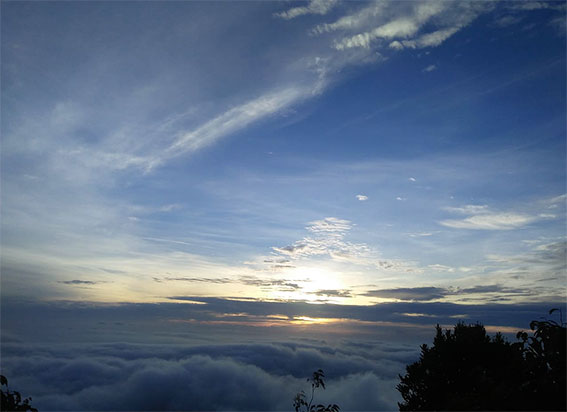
[273,265,347,303]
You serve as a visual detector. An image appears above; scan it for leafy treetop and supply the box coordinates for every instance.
[397,309,566,411]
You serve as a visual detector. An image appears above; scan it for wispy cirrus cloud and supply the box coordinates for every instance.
[545,194,566,208]
[439,204,555,230]
[329,1,492,51]
[153,275,304,294]
[440,213,546,230]
[312,2,386,35]
[487,240,567,275]
[163,87,307,164]
[491,15,524,28]
[275,0,339,20]
[153,276,233,284]
[505,1,566,11]
[238,276,302,292]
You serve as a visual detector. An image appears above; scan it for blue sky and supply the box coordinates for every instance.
[1,1,566,410]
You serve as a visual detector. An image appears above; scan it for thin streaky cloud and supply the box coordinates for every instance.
[399,27,460,49]
[164,87,306,161]
[331,1,493,52]
[444,205,490,215]
[334,18,422,50]
[333,2,448,50]
[440,202,558,230]
[506,1,566,11]
[275,0,339,20]
[546,193,566,207]
[144,237,195,247]
[491,15,524,28]
[57,280,106,285]
[363,285,538,302]
[311,289,353,298]
[407,232,434,238]
[439,213,546,230]
[312,2,387,35]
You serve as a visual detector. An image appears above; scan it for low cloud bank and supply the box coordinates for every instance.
[2,341,409,411]
[2,298,563,410]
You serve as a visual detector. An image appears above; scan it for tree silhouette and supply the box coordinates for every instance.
[1,375,38,412]
[293,369,340,412]
[513,311,566,411]
[397,311,566,411]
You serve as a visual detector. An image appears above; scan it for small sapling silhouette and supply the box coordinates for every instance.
[293,369,340,412]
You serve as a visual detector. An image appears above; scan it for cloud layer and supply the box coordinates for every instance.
[1,337,413,411]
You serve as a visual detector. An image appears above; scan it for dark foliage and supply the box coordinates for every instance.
[1,375,38,412]
[513,315,567,411]
[397,310,566,411]
[293,369,340,412]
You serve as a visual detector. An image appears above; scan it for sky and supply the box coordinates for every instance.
[1,1,566,411]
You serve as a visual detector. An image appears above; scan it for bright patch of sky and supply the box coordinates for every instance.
[2,1,566,308]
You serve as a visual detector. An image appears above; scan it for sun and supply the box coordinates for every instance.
[278,264,346,303]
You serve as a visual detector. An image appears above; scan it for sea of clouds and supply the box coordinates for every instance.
[2,340,416,411]
[2,297,561,411]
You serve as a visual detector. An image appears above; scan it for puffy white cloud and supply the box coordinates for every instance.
[389,40,404,50]
[356,194,368,201]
